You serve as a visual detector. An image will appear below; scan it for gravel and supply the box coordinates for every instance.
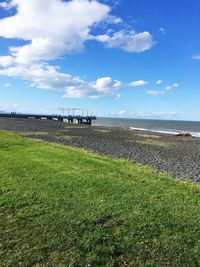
[1,118,200,181]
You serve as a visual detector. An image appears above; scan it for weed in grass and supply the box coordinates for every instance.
[136,140,171,147]
[93,129,111,133]
[139,133,161,139]
[19,131,48,136]
[55,135,81,141]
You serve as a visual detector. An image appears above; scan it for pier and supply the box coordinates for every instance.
[0,109,96,125]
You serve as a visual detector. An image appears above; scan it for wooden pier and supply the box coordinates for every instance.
[0,112,96,125]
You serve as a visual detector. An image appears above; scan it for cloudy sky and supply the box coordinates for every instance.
[0,0,199,120]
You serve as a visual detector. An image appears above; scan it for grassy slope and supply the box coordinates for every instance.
[1,131,200,267]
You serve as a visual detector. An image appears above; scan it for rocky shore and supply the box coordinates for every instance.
[0,118,200,181]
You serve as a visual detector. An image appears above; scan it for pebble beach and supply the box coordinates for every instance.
[0,118,200,181]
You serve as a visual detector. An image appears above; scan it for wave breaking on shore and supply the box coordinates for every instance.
[129,127,200,137]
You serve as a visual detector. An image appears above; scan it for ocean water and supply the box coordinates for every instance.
[93,117,200,137]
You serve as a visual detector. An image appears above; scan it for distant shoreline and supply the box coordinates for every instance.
[93,124,200,138]
[128,127,200,138]
[93,117,200,138]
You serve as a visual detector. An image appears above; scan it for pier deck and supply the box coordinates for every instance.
[0,113,96,125]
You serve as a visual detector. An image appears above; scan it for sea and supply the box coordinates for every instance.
[93,117,200,137]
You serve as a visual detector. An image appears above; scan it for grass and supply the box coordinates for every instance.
[139,134,161,139]
[55,135,83,141]
[93,129,111,133]
[19,132,48,137]
[136,140,171,148]
[55,135,77,141]
[1,131,200,266]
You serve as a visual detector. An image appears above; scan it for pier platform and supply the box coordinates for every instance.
[0,112,96,125]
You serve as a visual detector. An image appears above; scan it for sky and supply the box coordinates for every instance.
[0,0,199,121]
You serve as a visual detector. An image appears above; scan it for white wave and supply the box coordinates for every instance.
[190,132,200,137]
[129,127,200,137]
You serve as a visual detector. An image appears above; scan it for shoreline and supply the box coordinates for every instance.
[128,127,200,138]
[0,118,200,181]
[93,118,200,138]
[94,124,200,138]
[94,125,200,138]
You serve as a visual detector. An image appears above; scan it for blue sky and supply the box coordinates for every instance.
[0,0,199,120]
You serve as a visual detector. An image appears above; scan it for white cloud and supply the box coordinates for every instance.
[116,110,179,118]
[173,83,179,87]
[64,76,126,99]
[156,80,163,85]
[0,64,130,98]
[0,64,84,90]
[165,83,179,91]
[159,27,166,35]
[146,82,179,96]
[0,0,155,98]
[145,90,165,96]
[3,83,11,87]
[118,110,126,115]
[0,0,111,65]
[0,0,154,66]
[128,80,148,87]
[92,77,122,92]
[95,31,154,53]
[0,56,15,67]
[0,56,180,99]
[192,55,200,60]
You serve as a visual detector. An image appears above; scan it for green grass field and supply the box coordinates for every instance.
[1,131,200,266]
